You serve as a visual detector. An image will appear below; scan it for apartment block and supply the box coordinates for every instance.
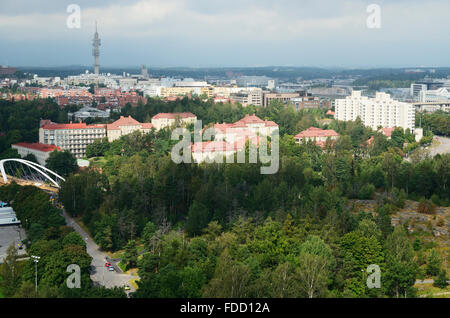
[334,91,415,131]
[263,93,300,107]
[39,122,106,158]
[230,90,263,107]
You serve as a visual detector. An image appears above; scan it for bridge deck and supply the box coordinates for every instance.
[0,175,59,192]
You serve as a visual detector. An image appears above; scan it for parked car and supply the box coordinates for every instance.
[105,262,111,267]
[108,266,115,272]
[124,285,131,291]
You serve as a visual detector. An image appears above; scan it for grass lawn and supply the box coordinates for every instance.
[118,261,127,273]
[130,278,140,290]
[416,283,450,298]
[105,250,124,259]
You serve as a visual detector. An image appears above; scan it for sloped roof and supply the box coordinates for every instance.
[295,127,339,139]
[107,116,141,130]
[381,127,396,138]
[213,114,278,132]
[152,112,196,120]
[235,113,265,125]
[41,122,105,130]
[12,142,61,152]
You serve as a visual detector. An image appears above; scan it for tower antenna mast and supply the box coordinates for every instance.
[92,21,101,75]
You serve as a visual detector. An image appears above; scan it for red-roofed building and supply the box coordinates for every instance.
[12,142,61,166]
[39,121,106,158]
[191,135,260,163]
[212,114,279,142]
[295,127,339,147]
[118,92,146,107]
[106,116,154,142]
[151,112,197,130]
[380,127,396,139]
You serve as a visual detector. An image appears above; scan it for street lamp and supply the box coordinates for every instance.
[31,255,40,297]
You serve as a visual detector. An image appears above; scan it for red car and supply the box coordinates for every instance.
[105,262,111,267]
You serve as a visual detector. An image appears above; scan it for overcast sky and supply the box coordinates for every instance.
[1,0,449,68]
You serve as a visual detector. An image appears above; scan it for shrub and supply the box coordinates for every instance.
[433,270,449,289]
[417,198,436,215]
[359,184,375,200]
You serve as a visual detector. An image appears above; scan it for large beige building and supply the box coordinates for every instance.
[334,91,415,131]
[39,122,106,158]
[151,112,197,131]
[294,127,339,148]
[106,116,154,142]
[230,90,263,107]
[213,114,278,142]
[263,92,300,107]
[160,86,213,98]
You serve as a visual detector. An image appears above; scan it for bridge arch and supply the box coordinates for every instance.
[0,159,65,188]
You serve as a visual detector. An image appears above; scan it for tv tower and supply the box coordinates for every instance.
[92,21,101,75]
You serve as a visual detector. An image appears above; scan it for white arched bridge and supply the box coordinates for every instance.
[0,159,65,189]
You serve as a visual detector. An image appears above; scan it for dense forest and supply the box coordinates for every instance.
[416,111,450,136]
[0,97,449,298]
[0,99,80,159]
[61,98,448,298]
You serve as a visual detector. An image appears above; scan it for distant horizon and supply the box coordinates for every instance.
[2,1,450,68]
[10,65,450,71]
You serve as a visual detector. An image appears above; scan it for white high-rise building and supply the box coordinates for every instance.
[334,91,415,131]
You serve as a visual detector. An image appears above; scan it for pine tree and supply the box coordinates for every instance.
[426,249,441,277]
[433,270,449,289]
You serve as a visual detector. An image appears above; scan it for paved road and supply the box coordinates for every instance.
[428,136,450,157]
[0,225,27,263]
[416,279,450,285]
[62,209,138,295]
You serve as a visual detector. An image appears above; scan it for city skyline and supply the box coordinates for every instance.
[1,0,450,68]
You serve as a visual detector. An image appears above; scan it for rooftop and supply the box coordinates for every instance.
[152,112,197,120]
[381,127,396,138]
[295,127,339,139]
[214,114,278,131]
[41,122,106,130]
[12,142,61,153]
[107,116,141,130]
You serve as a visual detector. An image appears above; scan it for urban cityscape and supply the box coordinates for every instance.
[0,0,449,310]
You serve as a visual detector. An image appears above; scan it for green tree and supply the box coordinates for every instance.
[384,227,417,298]
[186,201,210,237]
[203,249,251,298]
[13,281,35,298]
[433,269,449,289]
[62,232,86,248]
[339,230,384,297]
[45,150,77,177]
[40,245,92,289]
[426,249,441,277]
[123,240,138,269]
[295,236,334,298]
[0,244,20,297]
